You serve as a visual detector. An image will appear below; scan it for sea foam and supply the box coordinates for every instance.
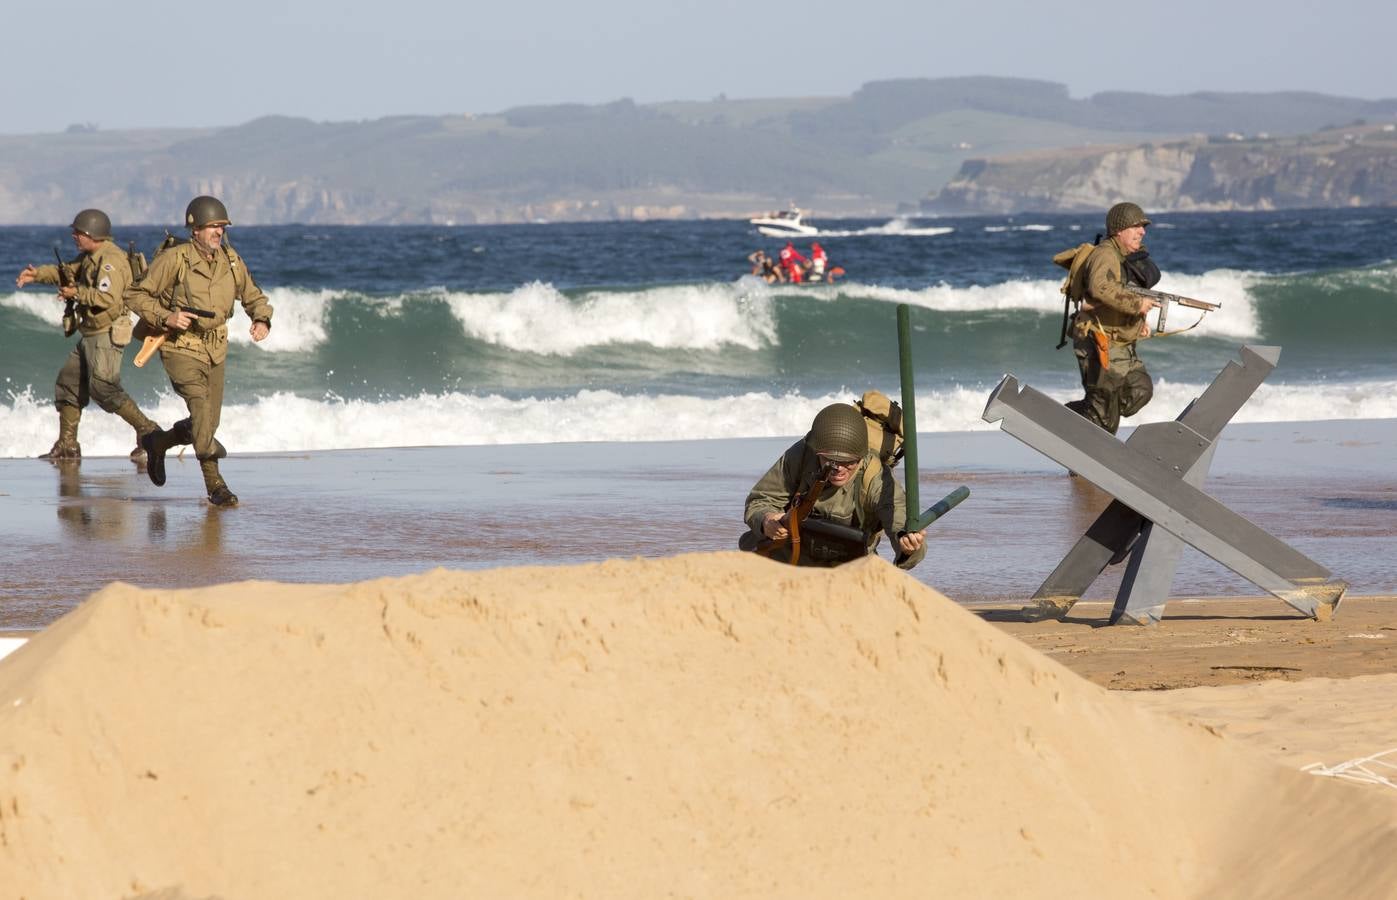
[443,281,778,355]
[4,378,1395,458]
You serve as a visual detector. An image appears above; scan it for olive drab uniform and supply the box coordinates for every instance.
[29,240,158,457]
[124,240,273,500]
[1064,239,1154,434]
[742,440,927,569]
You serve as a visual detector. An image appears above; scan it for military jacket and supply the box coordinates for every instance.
[124,241,273,365]
[744,438,927,569]
[30,240,131,336]
[1071,238,1148,343]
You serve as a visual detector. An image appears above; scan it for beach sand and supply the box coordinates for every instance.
[1,556,1395,898]
[1,421,1394,895]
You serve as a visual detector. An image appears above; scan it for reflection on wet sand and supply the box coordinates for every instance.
[2,421,1395,630]
[53,459,224,555]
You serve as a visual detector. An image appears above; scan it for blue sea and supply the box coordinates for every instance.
[3,208,1396,457]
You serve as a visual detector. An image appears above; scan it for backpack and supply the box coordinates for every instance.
[855,390,904,468]
[126,241,148,281]
[1053,241,1097,302]
[1052,238,1100,349]
[853,389,908,528]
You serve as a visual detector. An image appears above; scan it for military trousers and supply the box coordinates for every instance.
[54,328,136,414]
[1066,336,1153,435]
[159,350,227,462]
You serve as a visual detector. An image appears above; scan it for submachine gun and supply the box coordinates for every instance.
[133,304,215,367]
[1125,285,1221,336]
[131,231,215,367]
[752,470,968,565]
[752,473,831,565]
[54,248,78,336]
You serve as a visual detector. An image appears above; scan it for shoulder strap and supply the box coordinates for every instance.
[858,456,883,527]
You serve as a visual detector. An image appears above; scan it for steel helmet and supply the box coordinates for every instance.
[809,403,869,463]
[185,195,231,229]
[1106,202,1151,236]
[70,208,111,240]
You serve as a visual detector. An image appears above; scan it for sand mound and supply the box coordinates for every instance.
[1,554,1393,899]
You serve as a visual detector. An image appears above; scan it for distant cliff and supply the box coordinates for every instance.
[927,124,1397,214]
[2,78,1396,224]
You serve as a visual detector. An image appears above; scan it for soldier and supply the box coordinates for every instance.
[1064,201,1161,434]
[740,402,927,569]
[124,196,273,508]
[13,209,160,461]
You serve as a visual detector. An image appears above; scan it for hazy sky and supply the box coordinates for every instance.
[8,0,1396,134]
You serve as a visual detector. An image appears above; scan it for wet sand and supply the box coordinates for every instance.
[1,418,1394,630]
[972,595,1397,690]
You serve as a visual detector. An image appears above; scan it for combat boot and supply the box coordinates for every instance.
[112,399,160,463]
[169,417,225,459]
[201,459,238,508]
[140,428,177,486]
[38,406,82,461]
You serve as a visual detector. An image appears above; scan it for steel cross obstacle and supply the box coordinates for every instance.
[981,345,1347,625]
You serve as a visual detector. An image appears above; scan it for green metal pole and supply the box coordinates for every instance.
[898,303,970,532]
[897,304,921,518]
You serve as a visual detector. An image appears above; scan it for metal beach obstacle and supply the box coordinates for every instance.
[981,345,1347,625]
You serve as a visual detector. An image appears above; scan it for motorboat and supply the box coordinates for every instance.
[749,207,818,237]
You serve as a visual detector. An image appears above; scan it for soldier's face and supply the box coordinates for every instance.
[70,230,100,253]
[192,224,225,254]
[818,454,860,487]
[1116,224,1146,254]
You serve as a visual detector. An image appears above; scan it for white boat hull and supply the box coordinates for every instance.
[756,224,819,237]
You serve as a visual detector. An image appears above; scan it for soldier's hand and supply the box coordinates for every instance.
[58,286,77,300]
[897,530,926,554]
[762,512,789,541]
[164,310,195,331]
[250,321,270,342]
[1136,296,1159,315]
[15,265,36,288]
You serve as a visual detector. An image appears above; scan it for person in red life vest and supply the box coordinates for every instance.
[779,241,807,284]
[809,242,828,281]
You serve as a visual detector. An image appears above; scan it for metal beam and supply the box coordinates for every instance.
[1030,346,1283,613]
[982,355,1345,621]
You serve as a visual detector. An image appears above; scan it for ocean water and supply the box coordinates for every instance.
[2,209,1396,458]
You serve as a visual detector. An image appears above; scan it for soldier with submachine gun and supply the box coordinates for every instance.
[124,196,274,508]
[1052,202,1219,435]
[12,209,162,461]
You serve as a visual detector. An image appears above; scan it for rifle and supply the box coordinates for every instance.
[54,249,78,336]
[754,474,828,565]
[133,305,216,368]
[127,241,148,281]
[750,475,968,564]
[1125,285,1221,336]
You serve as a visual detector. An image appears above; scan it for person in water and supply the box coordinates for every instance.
[747,249,784,283]
[779,241,806,284]
[808,242,828,281]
